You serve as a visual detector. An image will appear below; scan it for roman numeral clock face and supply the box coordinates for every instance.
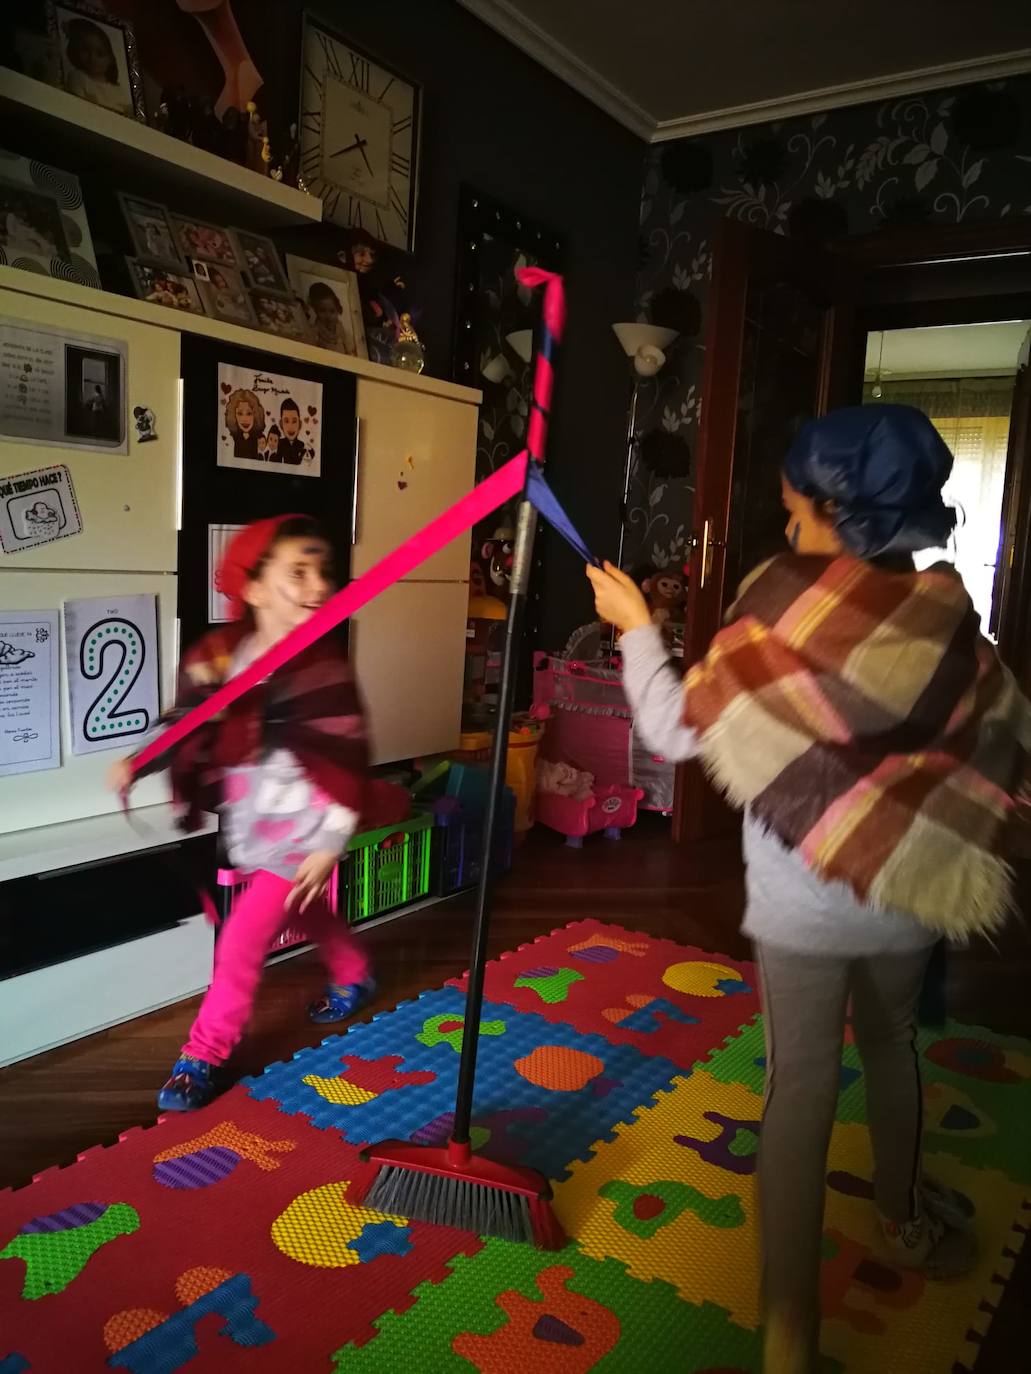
[300,24,418,251]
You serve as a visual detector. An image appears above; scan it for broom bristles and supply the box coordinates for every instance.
[364,1165,564,1249]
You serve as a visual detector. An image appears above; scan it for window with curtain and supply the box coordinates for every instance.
[862,376,1015,634]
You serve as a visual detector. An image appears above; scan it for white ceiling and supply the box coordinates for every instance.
[865,322,1031,380]
[459,0,1031,140]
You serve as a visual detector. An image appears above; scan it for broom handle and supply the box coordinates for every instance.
[452,495,536,1144]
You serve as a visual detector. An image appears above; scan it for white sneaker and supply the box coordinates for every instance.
[878,1182,976,1278]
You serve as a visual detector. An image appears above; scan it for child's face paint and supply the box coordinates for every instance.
[244,536,336,642]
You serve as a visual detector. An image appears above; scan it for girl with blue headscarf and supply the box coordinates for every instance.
[589,405,1031,1374]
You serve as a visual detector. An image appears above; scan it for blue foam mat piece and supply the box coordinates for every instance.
[243,987,682,1180]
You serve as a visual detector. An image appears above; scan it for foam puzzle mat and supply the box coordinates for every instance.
[0,918,1027,1373]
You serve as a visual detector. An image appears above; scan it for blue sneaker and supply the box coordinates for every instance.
[158,1056,215,1112]
[308,978,377,1024]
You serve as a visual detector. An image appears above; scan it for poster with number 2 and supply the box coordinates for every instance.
[64,593,159,756]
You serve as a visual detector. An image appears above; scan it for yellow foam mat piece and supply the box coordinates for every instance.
[556,1072,763,1328]
[557,1070,1029,1372]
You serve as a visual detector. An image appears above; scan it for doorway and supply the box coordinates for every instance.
[863,320,1030,635]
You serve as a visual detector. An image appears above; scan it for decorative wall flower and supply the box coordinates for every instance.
[734,136,788,186]
[951,84,1022,151]
[660,142,714,195]
[650,286,702,337]
[640,429,691,480]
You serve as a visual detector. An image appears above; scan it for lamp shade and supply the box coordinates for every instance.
[505,329,534,364]
[612,322,679,356]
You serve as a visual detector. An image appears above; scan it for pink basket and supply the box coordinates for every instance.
[535,783,644,848]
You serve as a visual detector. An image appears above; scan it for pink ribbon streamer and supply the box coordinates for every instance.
[131,451,529,779]
[514,267,565,464]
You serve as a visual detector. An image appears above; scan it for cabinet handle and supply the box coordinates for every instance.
[350,415,361,546]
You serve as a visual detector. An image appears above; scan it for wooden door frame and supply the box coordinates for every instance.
[673,216,1031,846]
[673,218,859,842]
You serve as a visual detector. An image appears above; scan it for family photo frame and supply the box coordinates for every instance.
[46,1,146,123]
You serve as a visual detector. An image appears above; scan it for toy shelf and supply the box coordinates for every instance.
[0,67,320,228]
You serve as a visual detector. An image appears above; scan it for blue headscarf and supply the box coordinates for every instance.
[783,404,957,559]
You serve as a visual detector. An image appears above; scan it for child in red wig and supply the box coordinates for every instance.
[109,515,374,1111]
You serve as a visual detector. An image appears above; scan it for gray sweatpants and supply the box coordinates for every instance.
[756,941,933,1360]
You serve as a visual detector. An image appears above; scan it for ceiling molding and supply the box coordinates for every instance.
[650,47,1031,141]
[458,2,1031,146]
[456,0,654,139]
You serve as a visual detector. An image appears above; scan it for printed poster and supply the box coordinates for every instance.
[0,463,82,553]
[217,361,321,476]
[208,523,245,623]
[0,610,59,777]
[0,316,127,453]
[63,593,159,756]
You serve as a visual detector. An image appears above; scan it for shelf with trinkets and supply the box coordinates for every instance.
[0,68,321,229]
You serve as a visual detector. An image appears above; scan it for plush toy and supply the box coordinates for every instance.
[481,524,515,590]
[642,567,687,628]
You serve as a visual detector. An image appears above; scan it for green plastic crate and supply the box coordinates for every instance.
[344,810,434,925]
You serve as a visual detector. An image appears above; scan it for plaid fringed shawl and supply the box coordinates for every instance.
[683,555,1031,938]
[135,624,368,833]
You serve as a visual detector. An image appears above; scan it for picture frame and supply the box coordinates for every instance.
[194,263,256,328]
[231,228,289,294]
[248,290,310,342]
[286,254,367,360]
[171,216,238,269]
[0,154,100,288]
[126,258,205,315]
[47,1,146,124]
[118,193,182,269]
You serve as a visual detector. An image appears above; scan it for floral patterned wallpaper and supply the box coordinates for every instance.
[629,76,1031,572]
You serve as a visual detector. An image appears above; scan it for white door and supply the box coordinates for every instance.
[352,377,478,581]
[351,580,469,763]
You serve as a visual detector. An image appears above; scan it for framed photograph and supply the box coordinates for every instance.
[0,154,100,287]
[47,1,146,123]
[126,258,204,315]
[249,290,310,343]
[217,362,322,476]
[171,216,237,268]
[118,194,181,269]
[286,255,366,359]
[64,343,123,445]
[231,228,289,293]
[0,316,127,455]
[194,264,256,328]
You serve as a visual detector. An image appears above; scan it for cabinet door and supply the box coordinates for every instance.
[0,287,180,572]
[351,580,468,764]
[352,378,478,580]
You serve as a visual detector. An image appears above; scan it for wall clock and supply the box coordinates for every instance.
[299,19,420,251]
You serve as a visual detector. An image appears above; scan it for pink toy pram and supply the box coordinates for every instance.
[535,780,645,848]
[532,651,676,814]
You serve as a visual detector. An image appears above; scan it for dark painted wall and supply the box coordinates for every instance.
[311,0,645,648]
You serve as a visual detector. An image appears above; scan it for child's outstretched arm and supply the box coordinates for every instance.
[586,562,699,764]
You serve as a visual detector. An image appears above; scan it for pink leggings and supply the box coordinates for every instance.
[183,869,370,1065]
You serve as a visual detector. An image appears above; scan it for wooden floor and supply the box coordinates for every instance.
[1,814,1027,1371]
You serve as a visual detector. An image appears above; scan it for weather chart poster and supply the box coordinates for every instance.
[0,611,59,777]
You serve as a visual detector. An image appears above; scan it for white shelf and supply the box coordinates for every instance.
[0,802,217,883]
[0,67,320,228]
[0,264,482,406]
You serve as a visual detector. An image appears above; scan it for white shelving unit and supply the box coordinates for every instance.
[0,67,320,228]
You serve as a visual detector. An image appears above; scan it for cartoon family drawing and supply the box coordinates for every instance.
[223,388,310,465]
